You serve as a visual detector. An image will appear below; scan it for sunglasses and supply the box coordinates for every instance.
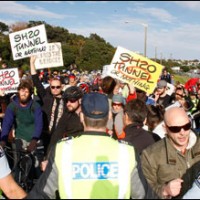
[51,86,61,89]
[66,98,77,103]
[112,102,123,106]
[166,122,191,133]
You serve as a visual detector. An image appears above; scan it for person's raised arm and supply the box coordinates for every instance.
[29,56,46,99]
[30,56,37,75]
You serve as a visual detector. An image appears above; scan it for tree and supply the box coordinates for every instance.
[182,66,190,72]
[0,20,116,71]
[0,22,9,33]
[9,22,28,32]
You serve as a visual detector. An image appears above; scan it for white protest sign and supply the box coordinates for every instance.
[166,82,175,96]
[102,65,111,78]
[0,68,20,94]
[34,42,64,69]
[9,24,48,60]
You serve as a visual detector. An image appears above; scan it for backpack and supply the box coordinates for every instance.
[10,101,36,117]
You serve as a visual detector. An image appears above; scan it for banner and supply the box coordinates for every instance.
[0,68,20,93]
[107,46,164,94]
[9,24,48,60]
[34,42,64,69]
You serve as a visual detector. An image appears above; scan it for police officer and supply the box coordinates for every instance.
[0,146,26,198]
[26,92,156,199]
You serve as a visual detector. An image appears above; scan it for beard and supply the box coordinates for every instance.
[19,95,31,105]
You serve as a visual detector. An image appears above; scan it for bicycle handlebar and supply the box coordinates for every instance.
[4,145,44,155]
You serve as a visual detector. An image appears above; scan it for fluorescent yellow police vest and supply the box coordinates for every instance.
[55,135,136,199]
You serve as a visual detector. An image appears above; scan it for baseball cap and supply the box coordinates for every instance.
[157,80,167,89]
[112,94,126,105]
[81,92,109,119]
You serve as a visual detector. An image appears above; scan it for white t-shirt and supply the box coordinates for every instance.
[0,147,11,179]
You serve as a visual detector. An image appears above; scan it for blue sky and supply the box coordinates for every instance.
[0,1,200,60]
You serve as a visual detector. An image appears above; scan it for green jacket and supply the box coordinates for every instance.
[141,131,200,198]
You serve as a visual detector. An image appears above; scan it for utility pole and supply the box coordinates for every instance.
[155,46,157,61]
[125,21,148,57]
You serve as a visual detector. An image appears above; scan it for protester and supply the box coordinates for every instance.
[141,107,200,198]
[123,99,156,154]
[0,146,26,199]
[160,69,171,84]
[0,80,43,178]
[135,87,156,105]
[29,56,65,157]
[1,62,8,69]
[63,73,77,90]
[146,104,164,140]
[26,92,157,199]
[188,90,199,114]
[101,76,117,109]
[45,86,84,155]
[152,80,172,108]
[106,94,126,139]
[169,86,193,111]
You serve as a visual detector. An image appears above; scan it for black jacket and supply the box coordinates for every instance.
[123,123,156,154]
[46,110,84,157]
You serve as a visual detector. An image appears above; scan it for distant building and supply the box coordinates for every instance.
[171,66,181,73]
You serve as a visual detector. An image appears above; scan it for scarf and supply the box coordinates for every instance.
[49,98,64,132]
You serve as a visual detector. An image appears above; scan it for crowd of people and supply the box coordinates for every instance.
[0,58,200,199]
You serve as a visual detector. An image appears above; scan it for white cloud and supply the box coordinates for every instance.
[0,1,66,19]
[85,1,108,4]
[174,1,200,11]
[40,1,62,3]
[136,7,176,23]
[69,20,200,60]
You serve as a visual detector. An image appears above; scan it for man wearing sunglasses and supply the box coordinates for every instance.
[45,86,84,155]
[30,57,65,160]
[141,107,200,199]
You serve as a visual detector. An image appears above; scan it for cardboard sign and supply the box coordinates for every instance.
[0,68,20,93]
[107,46,164,94]
[9,24,48,60]
[102,65,111,78]
[34,42,64,69]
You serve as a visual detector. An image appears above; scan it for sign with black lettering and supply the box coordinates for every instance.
[9,24,48,60]
[34,43,64,69]
[107,46,164,94]
[0,68,20,93]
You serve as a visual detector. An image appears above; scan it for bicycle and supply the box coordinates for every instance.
[4,144,44,192]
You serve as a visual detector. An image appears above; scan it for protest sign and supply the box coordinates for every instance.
[102,65,111,78]
[9,24,48,60]
[34,42,64,69]
[166,82,175,96]
[0,68,20,94]
[107,46,164,94]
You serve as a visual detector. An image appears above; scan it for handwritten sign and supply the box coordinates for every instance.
[34,42,64,69]
[0,68,20,93]
[107,46,164,94]
[9,24,48,60]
